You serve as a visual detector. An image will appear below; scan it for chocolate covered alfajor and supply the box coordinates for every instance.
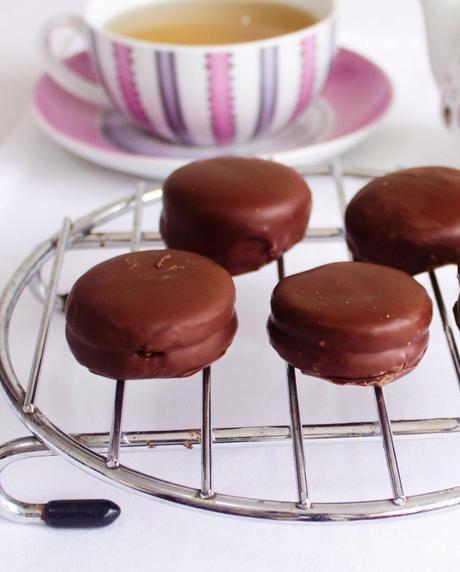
[345,167,460,275]
[268,262,432,386]
[160,157,312,275]
[65,249,237,380]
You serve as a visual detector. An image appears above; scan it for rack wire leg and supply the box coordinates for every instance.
[201,366,213,498]
[374,386,406,505]
[286,365,310,509]
[106,380,126,468]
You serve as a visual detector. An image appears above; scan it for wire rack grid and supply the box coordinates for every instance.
[1,160,460,526]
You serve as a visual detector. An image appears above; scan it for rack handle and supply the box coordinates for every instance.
[43,499,120,528]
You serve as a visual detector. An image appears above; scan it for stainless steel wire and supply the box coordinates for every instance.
[201,366,213,498]
[106,379,126,469]
[373,386,406,505]
[286,365,310,509]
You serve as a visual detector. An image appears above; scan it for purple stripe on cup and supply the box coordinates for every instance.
[113,43,154,132]
[156,52,192,145]
[253,46,278,138]
[290,37,316,123]
[206,53,235,145]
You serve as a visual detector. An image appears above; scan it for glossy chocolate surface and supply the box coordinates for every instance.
[65,249,237,379]
[345,167,460,275]
[268,262,432,385]
[160,157,312,275]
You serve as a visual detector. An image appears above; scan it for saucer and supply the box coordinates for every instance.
[34,49,393,179]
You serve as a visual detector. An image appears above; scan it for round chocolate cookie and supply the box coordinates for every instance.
[345,167,460,275]
[268,262,432,386]
[160,157,312,275]
[65,250,237,380]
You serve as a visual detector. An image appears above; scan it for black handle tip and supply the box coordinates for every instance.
[43,499,121,528]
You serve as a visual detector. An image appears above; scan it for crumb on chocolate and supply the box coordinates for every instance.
[155,253,172,268]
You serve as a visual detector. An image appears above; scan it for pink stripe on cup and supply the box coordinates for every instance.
[206,53,235,145]
[290,37,316,123]
[113,43,154,132]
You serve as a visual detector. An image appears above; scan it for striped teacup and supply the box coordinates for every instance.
[40,0,336,147]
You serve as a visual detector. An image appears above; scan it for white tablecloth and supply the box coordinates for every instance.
[2,1,460,571]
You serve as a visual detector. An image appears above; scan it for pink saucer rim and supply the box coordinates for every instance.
[33,47,393,171]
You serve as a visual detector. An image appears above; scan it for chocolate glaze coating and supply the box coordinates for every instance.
[160,157,312,275]
[65,250,237,380]
[268,262,432,385]
[345,167,460,275]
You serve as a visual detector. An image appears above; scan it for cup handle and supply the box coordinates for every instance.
[39,14,110,107]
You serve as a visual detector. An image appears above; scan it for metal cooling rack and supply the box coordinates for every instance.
[1,159,460,527]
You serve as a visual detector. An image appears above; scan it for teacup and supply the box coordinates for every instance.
[40,0,336,147]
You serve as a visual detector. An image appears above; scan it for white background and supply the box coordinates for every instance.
[3,1,460,571]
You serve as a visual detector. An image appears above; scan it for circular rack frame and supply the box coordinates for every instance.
[2,161,460,526]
